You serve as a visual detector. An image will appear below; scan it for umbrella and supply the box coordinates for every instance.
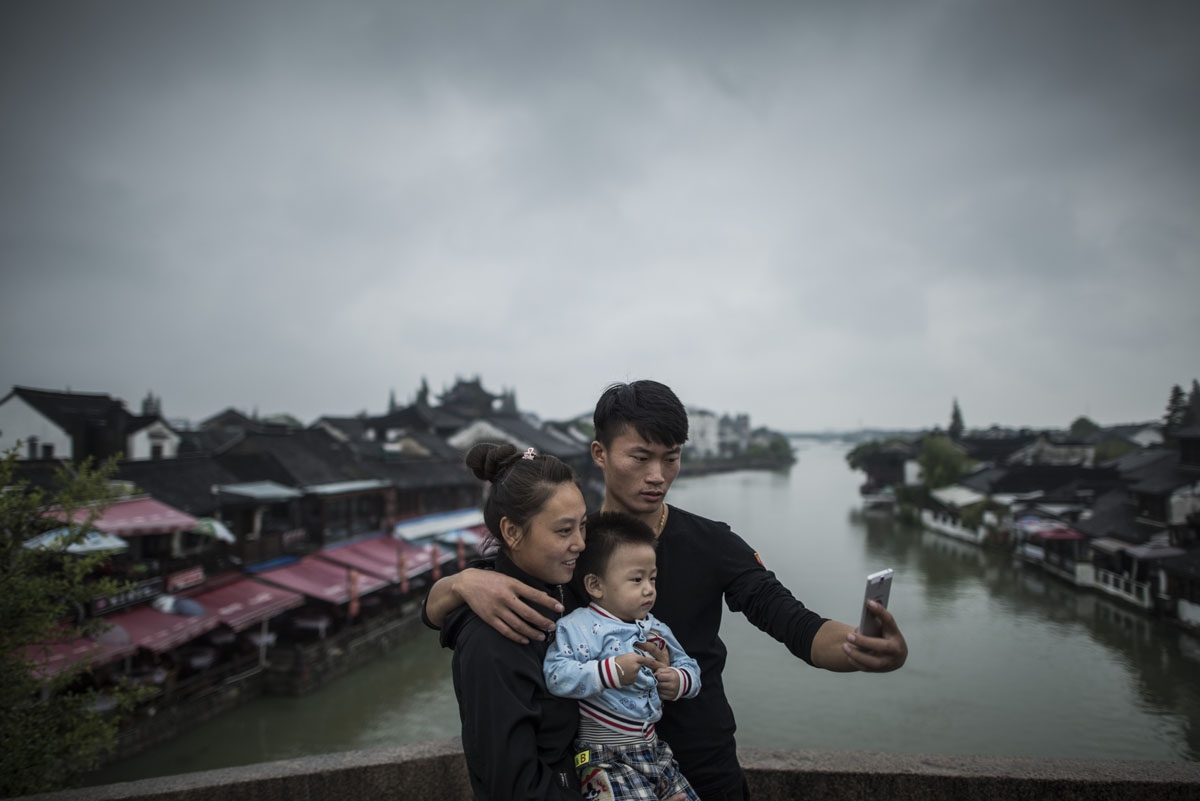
[173,598,207,617]
[193,518,236,544]
[152,595,208,617]
[94,622,131,646]
[23,528,128,554]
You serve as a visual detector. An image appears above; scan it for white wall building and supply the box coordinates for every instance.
[0,391,73,459]
[686,408,719,458]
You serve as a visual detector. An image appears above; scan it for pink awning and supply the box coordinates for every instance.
[24,635,136,679]
[318,539,400,582]
[58,497,200,537]
[318,535,448,580]
[106,604,220,653]
[254,555,390,605]
[190,579,305,632]
[1035,527,1086,541]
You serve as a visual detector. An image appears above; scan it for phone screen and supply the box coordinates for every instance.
[858,568,893,638]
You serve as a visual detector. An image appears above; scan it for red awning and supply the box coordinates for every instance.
[190,579,305,632]
[24,635,136,679]
[106,604,220,653]
[254,555,390,605]
[59,497,200,537]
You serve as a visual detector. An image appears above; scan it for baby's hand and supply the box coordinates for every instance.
[612,652,657,686]
[634,639,670,671]
[654,667,681,701]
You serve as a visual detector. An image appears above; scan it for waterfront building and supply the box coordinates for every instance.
[0,385,180,462]
[908,425,1200,631]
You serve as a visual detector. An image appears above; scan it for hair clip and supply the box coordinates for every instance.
[522,447,536,460]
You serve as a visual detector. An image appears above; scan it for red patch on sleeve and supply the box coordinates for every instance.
[754,552,765,567]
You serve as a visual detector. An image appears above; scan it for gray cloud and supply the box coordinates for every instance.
[2,1,1197,432]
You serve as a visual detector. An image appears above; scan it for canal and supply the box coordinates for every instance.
[84,438,1200,786]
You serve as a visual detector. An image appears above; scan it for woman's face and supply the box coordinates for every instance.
[503,482,587,586]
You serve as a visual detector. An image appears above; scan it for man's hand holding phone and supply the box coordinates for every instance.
[844,568,908,672]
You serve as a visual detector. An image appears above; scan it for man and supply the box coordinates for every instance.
[425,380,908,800]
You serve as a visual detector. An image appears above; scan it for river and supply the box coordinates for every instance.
[84,438,1200,786]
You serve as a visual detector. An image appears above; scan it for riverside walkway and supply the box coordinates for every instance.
[22,740,1200,801]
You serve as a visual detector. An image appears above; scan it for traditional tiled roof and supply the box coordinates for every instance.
[389,429,462,460]
[312,416,369,442]
[981,465,1121,496]
[1127,452,1196,496]
[115,455,242,517]
[369,458,475,490]
[960,433,1039,463]
[1159,548,1200,582]
[1091,423,1162,442]
[217,429,371,487]
[177,427,245,455]
[6,386,126,431]
[4,386,138,460]
[481,414,590,460]
[125,414,175,435]
[959,466,1008,494]
[1102,447,1176,476]
[1075,489,1158,544]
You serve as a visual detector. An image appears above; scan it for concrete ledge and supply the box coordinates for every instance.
[17,740,1200,801]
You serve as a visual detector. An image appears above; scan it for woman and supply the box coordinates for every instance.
[443,443,587,800]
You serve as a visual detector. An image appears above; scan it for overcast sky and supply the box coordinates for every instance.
[2,1,1197,433]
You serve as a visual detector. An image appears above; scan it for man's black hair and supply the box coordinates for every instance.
[593,380,689,448]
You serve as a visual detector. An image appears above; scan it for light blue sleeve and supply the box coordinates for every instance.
[543,613,607,699]
[652,619,702,700]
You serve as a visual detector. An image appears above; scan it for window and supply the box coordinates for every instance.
[41,443,54,459]
[27,436,38,459]
[151,443,163,460]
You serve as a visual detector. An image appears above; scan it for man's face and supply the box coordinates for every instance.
[591,426,681,520]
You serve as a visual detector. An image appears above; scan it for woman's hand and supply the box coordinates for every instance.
[428,568,563,644]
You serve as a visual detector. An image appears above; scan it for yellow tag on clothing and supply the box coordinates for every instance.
[574,749,590,768]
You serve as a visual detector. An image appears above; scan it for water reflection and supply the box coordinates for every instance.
[844,497,1200,761]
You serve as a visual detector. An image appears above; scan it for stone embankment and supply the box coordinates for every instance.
[21,740,1200,801]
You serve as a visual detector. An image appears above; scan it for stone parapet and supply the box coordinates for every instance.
[17,740,1200,801]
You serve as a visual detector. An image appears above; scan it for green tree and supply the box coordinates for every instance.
[948,399,964,443]
[0,450,147,795]
[1069,416,1100,440]
[1186,379,1200,428]
[746,433,795,463]
[917,435,970,489]
[846,439,888,472]
[1164,384,1189,432]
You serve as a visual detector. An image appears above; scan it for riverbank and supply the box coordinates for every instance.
[683,454,797,476]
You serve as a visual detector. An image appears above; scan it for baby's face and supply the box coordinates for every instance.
[591,542,657,623]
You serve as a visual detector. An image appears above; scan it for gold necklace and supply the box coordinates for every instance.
[656,504,667,535]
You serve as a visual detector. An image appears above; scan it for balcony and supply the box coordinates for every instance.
[1096,568,1152,608]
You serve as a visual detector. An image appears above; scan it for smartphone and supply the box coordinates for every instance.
[857,568,893,638]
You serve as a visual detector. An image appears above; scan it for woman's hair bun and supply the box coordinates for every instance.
[464,442,520,482]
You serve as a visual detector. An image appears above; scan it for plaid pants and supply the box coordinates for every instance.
[575,738,700,801]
